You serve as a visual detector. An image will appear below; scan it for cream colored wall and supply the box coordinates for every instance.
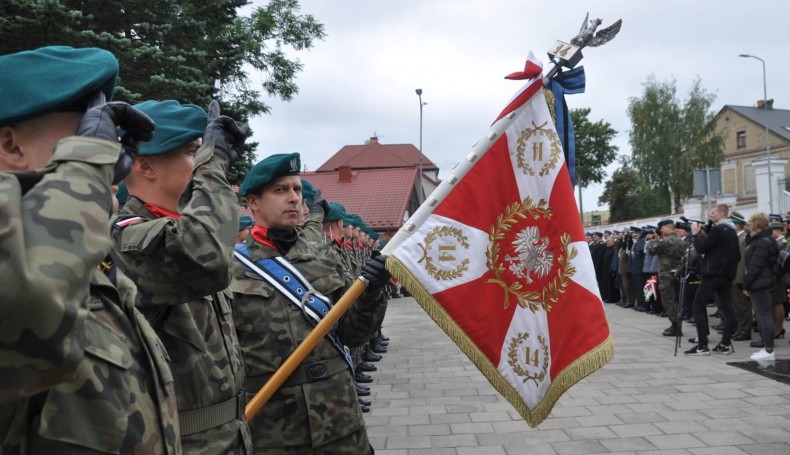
[716,109,789,198]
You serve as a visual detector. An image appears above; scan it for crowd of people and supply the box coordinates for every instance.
[1,46,392,454]
[589,204,790,361]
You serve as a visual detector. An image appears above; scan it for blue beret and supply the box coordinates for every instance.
[769,213,782,222]
[645,225,657,232]
[604,230,612,235]
[238,215,254,231]
[613,230,620,235]
[0,46,118,126]
[133,100,206,156]
[116,182,129,205]
[239,153,301,197]
[325,202,346,222]
[301,179,316,207]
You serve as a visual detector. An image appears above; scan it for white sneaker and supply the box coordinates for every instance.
[750,349,775,361]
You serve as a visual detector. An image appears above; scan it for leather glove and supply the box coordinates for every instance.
[203,100,248,164]
[361,253,390,291]
[309,189,330,215]
[76,91,155,184]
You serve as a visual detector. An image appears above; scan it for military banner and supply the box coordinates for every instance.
[381,54,613,427]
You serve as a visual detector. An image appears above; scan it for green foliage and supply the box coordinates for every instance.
[627,76,724,209]
[598,158,670,222]
[570,107,618,188]
[0,0,325,184]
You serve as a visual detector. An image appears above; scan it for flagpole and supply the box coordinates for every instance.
[245,279,368,420]
[245,77,543,420]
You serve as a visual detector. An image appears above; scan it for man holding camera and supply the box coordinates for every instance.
[686,204,740,356]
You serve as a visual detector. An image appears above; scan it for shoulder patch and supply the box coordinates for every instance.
[114,216,144,228]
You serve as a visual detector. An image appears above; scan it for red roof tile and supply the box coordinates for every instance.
[302,168,418,231]
[316,142,437,172]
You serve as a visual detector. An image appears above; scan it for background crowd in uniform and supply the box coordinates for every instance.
[588,209,790,360]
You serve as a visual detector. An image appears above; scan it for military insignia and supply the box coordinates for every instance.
[289,157,299,172]
[417,226,470,281]
[507,332,549,386]
[514,120,562,177]
[114,216,144,228]
[486,197,577,312]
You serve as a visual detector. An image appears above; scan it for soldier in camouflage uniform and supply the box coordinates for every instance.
[111,100,251,453]
[232,152,390,454]
[0,46,179,454]
[648,219,685,337]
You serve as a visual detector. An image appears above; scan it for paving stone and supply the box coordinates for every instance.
[645,433,707,449]
[598,436,657,452]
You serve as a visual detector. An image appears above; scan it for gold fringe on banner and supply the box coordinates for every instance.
[386,255,614,428]
[543,88,557,125]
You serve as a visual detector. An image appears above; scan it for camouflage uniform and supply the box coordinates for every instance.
[231,234,387,453]
[0,137,179,454]
[648,233,685,323]
[111,142,251,454]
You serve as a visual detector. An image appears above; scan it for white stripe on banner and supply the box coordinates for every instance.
[389,214,489,296]
[567,240,601,303]
[497,305,551,409]
[507,90,565,205]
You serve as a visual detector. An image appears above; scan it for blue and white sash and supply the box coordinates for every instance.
[233,243,353,370]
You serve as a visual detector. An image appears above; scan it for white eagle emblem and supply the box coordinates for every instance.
[505,226,554,284]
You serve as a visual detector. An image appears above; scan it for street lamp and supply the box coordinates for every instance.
[739,54,772,213]
[415,88,426,204]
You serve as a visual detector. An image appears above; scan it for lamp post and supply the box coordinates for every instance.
[415,88,426,204]
[739,54,772,213]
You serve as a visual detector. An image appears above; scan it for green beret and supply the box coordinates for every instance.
[0,46,118,126]
[657,218,674,228]
[729,212,746,225]
[238,215,254,231]
[770,221,783,230]
[239,153,301,197]
[301,179,316,207]
[325,202,346,222]
[134,100,206,156]
[116,182,129,206]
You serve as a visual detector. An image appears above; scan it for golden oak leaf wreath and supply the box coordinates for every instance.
[417,226,470,281]
[515,120,563,177]
[486,197,578,312]
[506,332,550,386]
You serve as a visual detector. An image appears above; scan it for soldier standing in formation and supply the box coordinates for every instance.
[232,153,390,454]
[111,100,252,453]
[648,219,685,337]
[0,46,180,454]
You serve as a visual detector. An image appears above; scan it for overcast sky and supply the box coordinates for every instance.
[244,0,790,212]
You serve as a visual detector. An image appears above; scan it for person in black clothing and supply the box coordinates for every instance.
[742,212,779,361]
[600,236,619,303]
[630,229,647,311]
[685,204,741,356]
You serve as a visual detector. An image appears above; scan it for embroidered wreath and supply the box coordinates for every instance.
[417,226,470,281]
[486,196,577,312]
[506,332,550,386]
[515,120,563,177]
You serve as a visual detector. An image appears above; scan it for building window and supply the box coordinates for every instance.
[591,214,601,226]
[723,166,736,194]
[736,131,746,148]
[743,164,756,195]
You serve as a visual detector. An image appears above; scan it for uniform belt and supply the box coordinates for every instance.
[245,356,349,392]
[179,388,245,436]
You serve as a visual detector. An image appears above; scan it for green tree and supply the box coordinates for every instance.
[0,0,325,183]
[571,107,618,188]
[627,76,724,209]
[598,158,670,222]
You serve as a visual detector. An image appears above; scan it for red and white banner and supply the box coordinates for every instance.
[382,60,613,427]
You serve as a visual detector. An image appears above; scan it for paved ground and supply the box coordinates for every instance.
[365,297,790,454]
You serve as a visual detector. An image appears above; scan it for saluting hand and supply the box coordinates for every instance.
[76,91,155,184]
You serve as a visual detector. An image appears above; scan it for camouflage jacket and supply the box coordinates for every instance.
[648,233,685,277]
[111,143,250,454]
[231,233,386,451]
[0,137,179,454]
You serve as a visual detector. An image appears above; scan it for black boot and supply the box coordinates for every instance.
[363,349,382,362]
[662,322,681,337]
[359,361,377,372]
[355,384,371,396]
[354,371,373,383]
[358,398,371,407]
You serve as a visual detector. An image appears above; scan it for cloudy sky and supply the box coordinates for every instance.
[245,0,790,212]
